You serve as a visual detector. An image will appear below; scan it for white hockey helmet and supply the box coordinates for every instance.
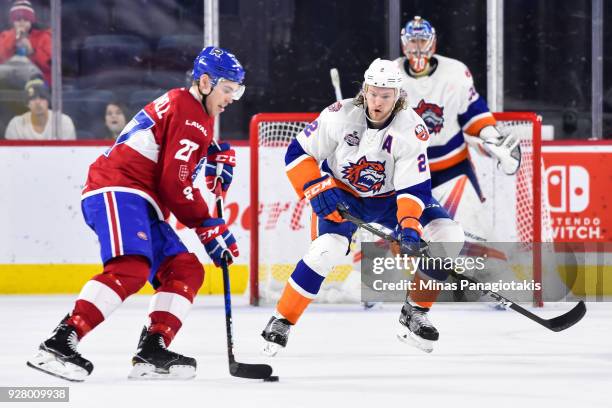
[363,58,403,90]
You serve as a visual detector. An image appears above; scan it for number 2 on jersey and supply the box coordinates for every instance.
[174,139,200,162]
[417,153,427,172]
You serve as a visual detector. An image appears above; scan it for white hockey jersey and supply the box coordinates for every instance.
[284,99,432,225]
[394,54,496,172]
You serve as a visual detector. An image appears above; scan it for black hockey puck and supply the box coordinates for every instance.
[263,375,279,382]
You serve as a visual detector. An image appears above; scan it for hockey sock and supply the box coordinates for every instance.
[277,260,323,324]
[148,253,204,346]
[68,255,150,338]
[408,271,441,309]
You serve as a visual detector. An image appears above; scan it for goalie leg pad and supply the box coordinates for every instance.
[431,162,490,242]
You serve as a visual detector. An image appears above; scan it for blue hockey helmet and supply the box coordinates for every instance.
[400,16,437,73]
[193,46,245,100]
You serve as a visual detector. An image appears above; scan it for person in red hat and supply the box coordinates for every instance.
[0,0,52,84]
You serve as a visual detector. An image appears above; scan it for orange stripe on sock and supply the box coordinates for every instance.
[277,283,312,324]
[409,272,441,309]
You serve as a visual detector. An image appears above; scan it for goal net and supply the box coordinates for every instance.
[249,112,551,306]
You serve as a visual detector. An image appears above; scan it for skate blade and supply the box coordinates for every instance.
[261,341,282,357]
[128,363,196,380]
[27,350,89,382]
[396,326,434,353]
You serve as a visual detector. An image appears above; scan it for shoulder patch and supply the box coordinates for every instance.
[414,123,429,141]
[344,130,360,146]
[413,99,444,134]
[327,101,343,112]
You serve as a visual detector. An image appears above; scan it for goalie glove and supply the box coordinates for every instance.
[205,143,236,192]
[479,126,521,175]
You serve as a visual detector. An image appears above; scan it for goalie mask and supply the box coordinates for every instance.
[401,16,436,74]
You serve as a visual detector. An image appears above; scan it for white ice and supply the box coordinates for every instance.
[1,295,610,408]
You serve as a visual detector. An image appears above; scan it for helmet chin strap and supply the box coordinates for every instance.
[197,82,212,115]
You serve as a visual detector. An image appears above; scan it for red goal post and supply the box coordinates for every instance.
[249,111,547,306]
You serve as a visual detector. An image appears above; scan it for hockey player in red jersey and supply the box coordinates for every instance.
[27,46,245,382]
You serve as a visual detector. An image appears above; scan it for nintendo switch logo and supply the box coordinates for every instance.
[545,165,589,213]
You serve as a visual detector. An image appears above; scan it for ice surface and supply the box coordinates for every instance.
[1,295,610,408]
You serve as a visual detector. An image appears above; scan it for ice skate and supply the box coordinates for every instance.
[261,316,292,357]
[27,316,94,382]
[397,302,439,353]
[128,328,196,380]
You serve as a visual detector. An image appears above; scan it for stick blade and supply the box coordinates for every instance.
[545,301,587,332]
[230,362,273,379]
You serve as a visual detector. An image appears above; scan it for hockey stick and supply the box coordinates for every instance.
[336,205,586,332]
[214,184,274,379]
[330,68,343,101]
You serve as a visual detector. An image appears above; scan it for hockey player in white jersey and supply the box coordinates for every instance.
[395,16,520,246]
[394,17,520,304]
[260,58,464,355]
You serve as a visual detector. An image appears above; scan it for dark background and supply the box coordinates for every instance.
[0,0,609,140]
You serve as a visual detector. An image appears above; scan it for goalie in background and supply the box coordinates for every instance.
[261,58,465,355]
[395,16,521,299]
[27,46,243,382]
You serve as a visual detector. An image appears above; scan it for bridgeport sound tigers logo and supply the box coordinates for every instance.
[341,156,386,193]
[413,99,444,134]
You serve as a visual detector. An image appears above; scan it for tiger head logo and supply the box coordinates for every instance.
[341,156,386,193]
[413,99,444,134]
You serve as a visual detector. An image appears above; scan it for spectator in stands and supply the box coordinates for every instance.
[4,78,76,140]
[0,0,52,84]
[102,101,127,139]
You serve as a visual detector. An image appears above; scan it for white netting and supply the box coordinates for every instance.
[252,114,552,304]
[255,118,360,303]
[473,120,553,243]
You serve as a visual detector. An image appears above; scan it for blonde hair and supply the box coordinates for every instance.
[353,85,409,116]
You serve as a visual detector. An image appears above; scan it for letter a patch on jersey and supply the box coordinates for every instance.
[341,156,386,193]
[382,135,393,153]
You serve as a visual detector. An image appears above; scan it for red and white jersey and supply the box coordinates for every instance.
[394,54,496,172]
[82,87,214,228]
